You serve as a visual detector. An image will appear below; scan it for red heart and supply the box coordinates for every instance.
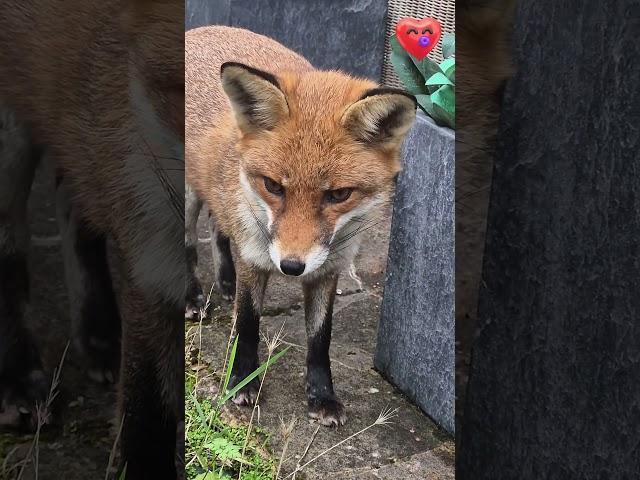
[395,17,442,60]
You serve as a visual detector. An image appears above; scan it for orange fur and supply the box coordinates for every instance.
[186,26,413,273]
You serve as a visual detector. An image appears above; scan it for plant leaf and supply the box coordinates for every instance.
[203,438,243,461]
[195,472,219,480]
[426,72,453,86]
[411,56,441,83]
[222,336,238,395]
[389,35,406,56]
[440,58,455,76]
[431,85,455,128]
[217,346,290,406]
[415,94,435,117]
[390,51,428,95]
[442,33,455,58]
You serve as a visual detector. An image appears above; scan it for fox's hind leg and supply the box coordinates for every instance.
[55,176,121,383]
[0,107,48,430]
[210,217,236,301]
[303,273,346,426]
[185,182,204,318]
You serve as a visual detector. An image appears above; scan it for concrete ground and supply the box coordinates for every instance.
[190,207,455,479]
[0,162,454,479]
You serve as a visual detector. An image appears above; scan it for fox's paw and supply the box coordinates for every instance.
[0,369,49,431]
[228,375,259,407]
[215,275,235,302]
[75,309,120,385]
[80,334,119,385]
[308,396,347,427]
[185,277,205,320]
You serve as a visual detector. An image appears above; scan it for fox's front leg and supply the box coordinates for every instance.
[118,282,183,479]
[56,176,121,383]
[0,107,47,430]
[303,273,346,426]
[228,258,268,406]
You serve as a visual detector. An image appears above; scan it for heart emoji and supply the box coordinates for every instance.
[396,17,442,60]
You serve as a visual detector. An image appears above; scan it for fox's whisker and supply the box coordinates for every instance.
[141,136,184,222]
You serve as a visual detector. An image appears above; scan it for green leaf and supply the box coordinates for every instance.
[390,34,428,94]
[432,85,455,113]
[218,347,290,406]
[411,56,440,83]
[440,58,455,76]
[431,85,455,128]
[390,51,428,95]
[389,35,406,56]
[195,472,219,480]
[442,33,455,58]
[222,336,238,396]
[426,72,453,86]
[203,437,243,461]
[415,94,435,117]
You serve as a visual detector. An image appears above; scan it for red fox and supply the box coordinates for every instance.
[186,26,417,426]
[0,0,184,477]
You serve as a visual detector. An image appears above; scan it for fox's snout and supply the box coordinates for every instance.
[268,239,329,277]
[279,258,305,276]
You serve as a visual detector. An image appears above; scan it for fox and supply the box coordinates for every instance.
[185,26,417,426]
[0,0,184,477]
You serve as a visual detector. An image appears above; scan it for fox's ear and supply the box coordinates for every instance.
[220,62,289,135]
[341,88,417,148]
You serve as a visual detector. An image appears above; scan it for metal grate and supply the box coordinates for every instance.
[381,0,456,88]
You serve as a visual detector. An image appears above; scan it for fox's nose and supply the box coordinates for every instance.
[280,258,305,276]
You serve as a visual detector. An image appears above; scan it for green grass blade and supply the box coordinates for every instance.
[118,463,127,480]
[188,388,210,430]
[222,336,238,395]
[217,347,290,406]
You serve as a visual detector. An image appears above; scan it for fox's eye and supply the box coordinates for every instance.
[264,177,284,196]
[325,188,353,204]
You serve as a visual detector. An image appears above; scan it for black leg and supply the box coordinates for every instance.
[303,274,346,427]
[185,182,204,319]
[0,107,46,430]
[56,177,121,383]
[118,288,183,479]
[227,259,267,406]
[210,217,236,300]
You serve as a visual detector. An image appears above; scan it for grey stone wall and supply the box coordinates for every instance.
[458,1,640,478]
[375,113,455,434]
[185,0,388,81]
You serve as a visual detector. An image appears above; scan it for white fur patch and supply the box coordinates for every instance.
[268,241,283,273]
[302,245,329,276]
[125,69,185,305]
[237,170,275,270]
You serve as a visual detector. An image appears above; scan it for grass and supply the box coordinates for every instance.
[185,283,399,480]
[185,373,276,480]
[185,286,288,480]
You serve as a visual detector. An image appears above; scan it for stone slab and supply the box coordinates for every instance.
[375,112,455,435]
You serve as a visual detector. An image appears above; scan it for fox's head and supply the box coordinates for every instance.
[221,63,416,277]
